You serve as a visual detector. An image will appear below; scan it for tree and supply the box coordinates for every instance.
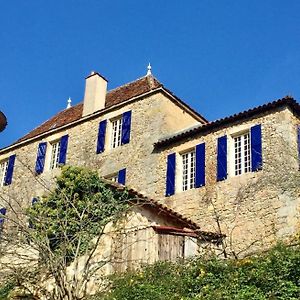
[0,166,131,300]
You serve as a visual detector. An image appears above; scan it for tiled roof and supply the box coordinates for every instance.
[155,96,300,148]
[104,179,224,241]
[0,111,7,132]
[16,75,162,144]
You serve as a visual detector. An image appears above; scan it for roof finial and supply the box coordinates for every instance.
[147,63,152,76]
[67,97,72,109]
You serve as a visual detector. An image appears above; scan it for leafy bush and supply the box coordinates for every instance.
[93,243,300,300]
[0,281,15,300]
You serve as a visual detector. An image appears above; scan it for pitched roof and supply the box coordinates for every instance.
[104,179,224,242]
[155,96,300,148]
[16,75,162,144]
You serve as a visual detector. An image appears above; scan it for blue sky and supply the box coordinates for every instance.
[1,1,300,148]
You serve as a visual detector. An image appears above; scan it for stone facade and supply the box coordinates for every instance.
[0,71,300,258]
[156,105,300,255]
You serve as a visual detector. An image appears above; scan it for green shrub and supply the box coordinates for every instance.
[92,243,300,300]
[0,281,15,300]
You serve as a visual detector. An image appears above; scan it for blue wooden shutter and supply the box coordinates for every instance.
[118,168,126,185]
[32,197,39,205]
[121,111,132,145]
[165,153,176,196]
[35,142,47,174]
[217,136,227,181]
[0,207,6,225]
[58,135,69,165]
[195,143,205,188]
[96,120,107,154]
[4,155,16,185]
[251,124,262,171]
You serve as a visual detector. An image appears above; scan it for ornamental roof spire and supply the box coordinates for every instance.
[146,63,152,76]
[67,97,72,109]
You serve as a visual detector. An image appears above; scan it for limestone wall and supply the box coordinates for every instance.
[156,107,300,255]
[0,92,199,209]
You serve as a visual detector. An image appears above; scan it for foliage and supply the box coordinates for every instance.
[0,166,131,300]
[95,243,300,300]
[28,166,130,262]
[0,281,15,300]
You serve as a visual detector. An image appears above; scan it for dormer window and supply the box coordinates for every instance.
[111,117,123,149]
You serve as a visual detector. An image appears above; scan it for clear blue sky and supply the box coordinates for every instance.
[1,1,300,148]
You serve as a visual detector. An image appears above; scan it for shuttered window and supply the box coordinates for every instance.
[110,110,132,149]
[49,135,69,170]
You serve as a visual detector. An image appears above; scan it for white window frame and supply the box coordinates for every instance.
[49,140,61,170]
[110,116,122,149]
[105,173,118,183]
[0,160,9,187]
[232,131,251,176]
[181,149,196,191]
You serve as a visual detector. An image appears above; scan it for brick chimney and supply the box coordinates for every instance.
[82,71,108,117]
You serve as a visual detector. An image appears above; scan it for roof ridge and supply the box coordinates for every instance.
[155,96,299,148]
[107,74,162,94]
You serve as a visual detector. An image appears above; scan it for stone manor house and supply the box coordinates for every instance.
[0,68,300,264]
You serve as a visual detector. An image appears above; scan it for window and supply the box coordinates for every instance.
[0,160,8,187]
[234,132,251,176]
[106,173,118,183]
[111,117,122,149]
[181,150,195,191]
[50,140,61,170]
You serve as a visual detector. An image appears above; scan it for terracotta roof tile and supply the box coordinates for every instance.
[16,75,162,144]
[103,179,224,241]
[155,96,300,148]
